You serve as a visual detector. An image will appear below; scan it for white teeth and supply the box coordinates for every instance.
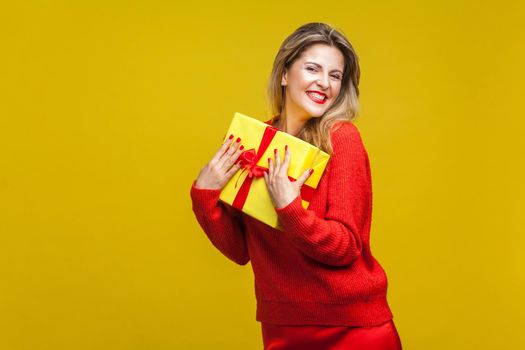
[307,92,326,100]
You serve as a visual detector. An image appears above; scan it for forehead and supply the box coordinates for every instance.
[297,44,344,69]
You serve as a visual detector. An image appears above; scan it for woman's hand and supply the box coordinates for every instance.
[194,134,244,190]
[264,145,313,209]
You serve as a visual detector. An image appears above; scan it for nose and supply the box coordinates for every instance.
[316,74,330,89]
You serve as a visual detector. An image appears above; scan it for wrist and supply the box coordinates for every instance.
[193,179,220,191]
[275,192,299,210]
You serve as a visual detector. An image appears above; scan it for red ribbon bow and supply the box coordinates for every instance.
[231,124,316,212]
[235,148,268,182]
[231,126,277,210]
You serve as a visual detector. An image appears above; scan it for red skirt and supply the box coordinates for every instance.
[261,319,402,350]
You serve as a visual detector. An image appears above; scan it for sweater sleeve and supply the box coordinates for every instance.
[189,180,250,266]
[275,122,371,267]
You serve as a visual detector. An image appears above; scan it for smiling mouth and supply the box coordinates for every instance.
[306,91,327,104]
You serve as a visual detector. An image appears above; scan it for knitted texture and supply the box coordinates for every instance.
[190,120,394,326]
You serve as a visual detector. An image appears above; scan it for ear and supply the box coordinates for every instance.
[281,69,288,86]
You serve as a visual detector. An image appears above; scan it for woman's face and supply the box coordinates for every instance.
[281,44,345,121]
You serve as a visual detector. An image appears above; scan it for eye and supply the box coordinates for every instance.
[331,75,342,80]
[306,66,317,72]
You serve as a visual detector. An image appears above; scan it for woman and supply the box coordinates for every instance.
[190,22,402,349]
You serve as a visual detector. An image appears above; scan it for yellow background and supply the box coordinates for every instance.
[1,1,524,349]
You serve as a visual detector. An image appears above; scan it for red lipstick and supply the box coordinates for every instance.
[306,91,327,104]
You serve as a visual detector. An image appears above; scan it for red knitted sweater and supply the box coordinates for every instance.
[190,119,394,326]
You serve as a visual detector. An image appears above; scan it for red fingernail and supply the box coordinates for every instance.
[274,148,277,154]
[268,157,271,163]
[229,134,234,140]
[309,169,314,174]
[240,145,244,150]
[285,145,288,151]
[236,137,241,142]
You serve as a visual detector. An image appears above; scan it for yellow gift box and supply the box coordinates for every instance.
[219,112,330,230]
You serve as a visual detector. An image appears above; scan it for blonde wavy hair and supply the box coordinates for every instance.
[267,22,361,155]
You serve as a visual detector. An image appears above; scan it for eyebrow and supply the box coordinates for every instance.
[304,61,343,75]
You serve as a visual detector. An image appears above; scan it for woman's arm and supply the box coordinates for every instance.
[190,180,250,266]
[274,122,371,267]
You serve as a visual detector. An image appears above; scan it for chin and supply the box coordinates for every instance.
[304,107,328,118]
[301,100,331,118]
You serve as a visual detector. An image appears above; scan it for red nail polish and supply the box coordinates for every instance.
[229,134,234,140]
[285,145,288,151]
[240,145,244,150]
[274,148,277,154]
[236,137,241,142]
[309,169,314,174]
[268,157,271,162]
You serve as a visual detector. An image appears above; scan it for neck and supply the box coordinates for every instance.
[275,110,309,137]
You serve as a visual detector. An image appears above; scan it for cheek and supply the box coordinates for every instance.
[333,85,342,99]
[295,71,315,88]
[291,80,310,98]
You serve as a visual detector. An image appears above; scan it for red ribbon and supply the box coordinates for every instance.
[231,125,316,211]
[235,148,269,183]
